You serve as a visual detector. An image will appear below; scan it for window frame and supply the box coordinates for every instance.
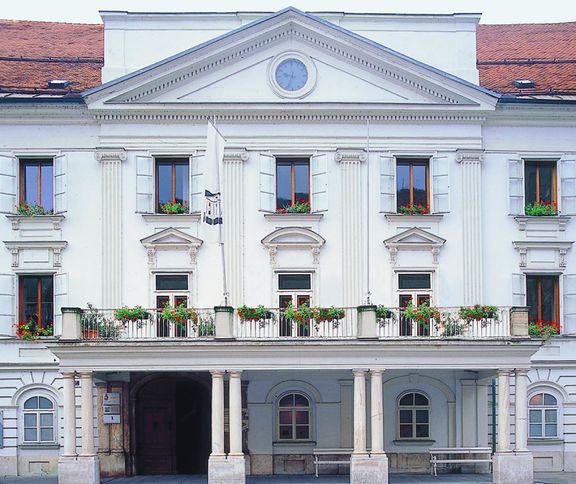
[154,272,191,308]
[154,157,190,213]
[18,274,54,330]
[277,391,312,442]
[19,158,54,211]
[21,395,56,445]
[397,391,431,440]
[526,274,560,323]
[528,391,559,439]
[275,157,311,210]
[396,158,430,211]
[524,160,557,206]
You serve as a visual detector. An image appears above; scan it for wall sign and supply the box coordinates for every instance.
[103,392,121,424]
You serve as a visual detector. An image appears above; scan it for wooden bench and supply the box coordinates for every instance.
[429,447,492,476]
[313,448,353,477]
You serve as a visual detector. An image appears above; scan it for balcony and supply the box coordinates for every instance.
[61,305,521,342]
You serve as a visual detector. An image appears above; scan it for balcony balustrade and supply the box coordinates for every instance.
[63,305,521,341]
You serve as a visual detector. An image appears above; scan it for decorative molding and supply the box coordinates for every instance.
[140,227,203,268]
[223,149,249,163]
[514,215,570,233]
[456,150,484,164]
[141,213,202,223]
[268,246,278,267]
[3,240,68,268]
[383,227,446,266]
[264,213,324,223]
[335,149,367,163]
[384,214,444,223]
[6,214,65,231]
[261,226,325,267]
[94,150,127,162]
[512,240,574,271]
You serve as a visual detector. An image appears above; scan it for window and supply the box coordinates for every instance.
[396,159,429,212]
[398,391,430,439]
[276,158,310,210]
[155,158,189,213]
[529,392,558,438]
[22,396,55,443]
[278,273,312,336]
[19,275,53,330]
[155,273,190,337]
[278,392,311,440]
[526,275,559,323]
[397,273,432,336]
[525,160,557,205]
[19,159,53,211]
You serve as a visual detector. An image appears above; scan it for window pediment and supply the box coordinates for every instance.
[261,227,325,266]
[513,240,574,271]
[384,227,445,265]
[141,227,203,268]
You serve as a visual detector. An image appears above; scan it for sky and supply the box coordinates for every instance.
[2,0,576,25]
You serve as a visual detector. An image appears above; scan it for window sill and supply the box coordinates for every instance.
[528,438,564,445]
[393,439,436,446]
[141,213,201,223]
[18,443,60,450]
[514,215,570,232]
[6,214,65,230]
[264,213,324,222]
[385,214,444,223]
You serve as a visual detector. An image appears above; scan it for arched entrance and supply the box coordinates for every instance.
[133,374,211,475]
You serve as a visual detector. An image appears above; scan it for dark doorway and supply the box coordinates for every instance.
[135,375,211,475]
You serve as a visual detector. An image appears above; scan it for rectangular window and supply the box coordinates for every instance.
[278,274,311,290]
[276,158,310,210]
[19,275,53,329]
[155,274,189,291]
[398,273,431,290]
[19,159,53,211]
[396,158,429,211]
[526,275,559,323]
[155,158,189,213]
[525,161,557,205]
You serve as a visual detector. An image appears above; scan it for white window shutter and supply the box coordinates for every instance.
[431,155,450,213]
[560,155,576,215]
[0,273,16,333]
[0,153,17,214]
[190,153,204,213]
[311,152,328,212]
[54,153,68,214]
[512,273,526,307]
[508,156,524,215]
[259,153,275,212]
[54,273,68,337]
[379,154,396,213]
[135,155,154,213]
[563,274,576,334]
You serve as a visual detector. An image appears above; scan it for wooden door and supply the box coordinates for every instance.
[136,398,176,474]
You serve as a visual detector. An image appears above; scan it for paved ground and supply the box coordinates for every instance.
[1,473,574,483]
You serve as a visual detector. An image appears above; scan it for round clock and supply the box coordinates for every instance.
[268,52,317,99]
[275,58,308,92]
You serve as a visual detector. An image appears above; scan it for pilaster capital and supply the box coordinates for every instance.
[62,372,76,380]
[335,149,367,163]
[352,368,368,377]
[210,370,226,378]
[229,370,243,378]
[515,368,530,376]
[370,369,385,376]
[94,150,127,163]
[456,149,484,164]
[498,369,512,377]
[223,148,249,163]
[79,371,93,379]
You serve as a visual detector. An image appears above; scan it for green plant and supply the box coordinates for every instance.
[161,303,198,328]
[313,306,345,322]
[458,305,499,323]
[529,320,560,340]
[442,317,465,337]
[237,305,274,321]
[398,203,429,215]
[276,199,311,214]
[525,201,558,216]
[81,303,120,340]
[114,306,147,322]
[403,301,441,329]
[160,200,189,214]
[16,202,53,215]
[15,319,53,341]
[197,316,215,337]
[283,302,314,326]
[375,306,395,320]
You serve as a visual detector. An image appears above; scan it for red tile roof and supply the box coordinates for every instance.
[1,18,576,98]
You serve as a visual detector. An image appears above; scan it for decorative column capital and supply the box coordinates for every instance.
[370,369,385,376]
[498,369,512,377]
[62,372,76,380]
[94,150,127,162]
[335,149,367,163]
[352,369,368,377]
[223,148,249,163]
[229,370,243,378]
[515,368,530,376]
[210,370,226,378]
[456,149,484,164]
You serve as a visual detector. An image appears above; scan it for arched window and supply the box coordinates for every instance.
[278,392,311,441]
[398,391,430,439]
[22,395,55,443]
[529,392,558,438]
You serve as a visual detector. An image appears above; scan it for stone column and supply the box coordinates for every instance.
[497,370,511,453]
[515,369,529,452]
[62,372,77,456]
[352,369,367,455]
[80,372,95,456]
[370,369,384,454]
[210,370,225,456]
[229,371,243,455]
[457,150,484,304]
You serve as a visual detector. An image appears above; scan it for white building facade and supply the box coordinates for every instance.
[0,7,575,483]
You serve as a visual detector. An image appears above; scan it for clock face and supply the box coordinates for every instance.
[275,58,308,92]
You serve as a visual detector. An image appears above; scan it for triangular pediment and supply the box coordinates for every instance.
[84,8,498,112]
[384,227,446,248]
[141,227,203,248]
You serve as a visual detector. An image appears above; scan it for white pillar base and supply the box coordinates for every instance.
[58,455,100,484]
[208,454,245,484]
[350,453,388,484]
[493,452,533,484]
